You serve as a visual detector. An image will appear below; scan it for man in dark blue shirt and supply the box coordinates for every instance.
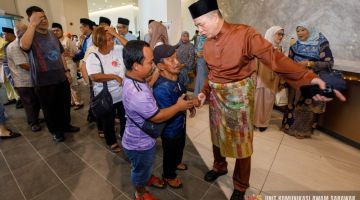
[152,44,197,188]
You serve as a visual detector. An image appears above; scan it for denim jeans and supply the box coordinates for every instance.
[0,104,6,124]
[123,145,156,187]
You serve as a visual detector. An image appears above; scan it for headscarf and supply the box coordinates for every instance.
[291,22,328,62]
[176,31,195,67]
[149,21,169,49]
[264,26,284,48]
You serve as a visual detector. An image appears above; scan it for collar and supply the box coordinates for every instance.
[125,74,146,83]
[214,21,231,40]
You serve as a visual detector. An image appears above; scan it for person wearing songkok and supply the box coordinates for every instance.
[99,16,111,26]
[254,26,285,132]
[176,31,195,87]
[52,22,84,110]
[73,18,94,62]
[121,40,195,200]
[6,22,41,132]
[116,17,137,44]
[188,0,345,199]
[2,27,23,108]
[282,23,335,139]
[152,44,198,188]
[20,6,80,142]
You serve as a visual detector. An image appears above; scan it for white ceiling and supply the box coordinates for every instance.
[87,0,137,12]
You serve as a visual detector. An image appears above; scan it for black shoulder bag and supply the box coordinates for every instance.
[127,113,166,139]
[89,53,114,118]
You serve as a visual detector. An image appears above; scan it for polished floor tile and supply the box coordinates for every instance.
[1,86,359,200]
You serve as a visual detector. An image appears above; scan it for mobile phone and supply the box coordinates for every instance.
[300,85,335,99]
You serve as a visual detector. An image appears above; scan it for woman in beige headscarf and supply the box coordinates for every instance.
[254,26,285,132]
[147,21,169,86]
[148,21,169,49]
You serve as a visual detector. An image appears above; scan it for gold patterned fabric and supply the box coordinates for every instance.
[209,78,254,159]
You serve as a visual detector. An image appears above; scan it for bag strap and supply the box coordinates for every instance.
[126,114,152,137]
[89,53,109,97]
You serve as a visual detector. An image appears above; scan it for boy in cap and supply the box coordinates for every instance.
[188,0,345,199]
[152,44,198,188]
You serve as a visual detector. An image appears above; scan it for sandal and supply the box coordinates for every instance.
[110,143,121,153]
[0,130,21,139]
[146,175,166,189]
[135,192,159,200]
[176,163,188,171]
[98,131,104,138]
[164,177,183,189]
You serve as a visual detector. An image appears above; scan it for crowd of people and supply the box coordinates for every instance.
[0,0,346,200]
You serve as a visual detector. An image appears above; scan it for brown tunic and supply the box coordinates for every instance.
[202,22,317,94]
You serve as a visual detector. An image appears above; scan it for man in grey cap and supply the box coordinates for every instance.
[116,17,137,45]
[188,0,346,199]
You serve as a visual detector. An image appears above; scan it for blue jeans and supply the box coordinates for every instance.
[194,57,208,96]
[123,145,156,187]
[0,104,5,124]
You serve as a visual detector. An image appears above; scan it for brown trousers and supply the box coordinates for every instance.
[212,145,251,192]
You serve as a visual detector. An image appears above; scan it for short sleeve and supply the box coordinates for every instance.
[153,85,173,109]
[128,88,159,120]
[9,44,28,66]
[85,53,101,75]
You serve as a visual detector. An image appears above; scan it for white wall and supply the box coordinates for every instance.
[89,5,139,35]
[166,0,182,44]
[138,0,167,41]
[2,0,88,35]
[181,0,197,38]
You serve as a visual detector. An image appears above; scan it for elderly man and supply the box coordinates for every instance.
[188,0,346,199]
[2,27,22,108]
[6,23,42,132]
[20,6,80,142]
[116,17,137,45]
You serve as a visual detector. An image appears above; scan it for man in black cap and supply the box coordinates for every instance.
[116,17,136,45]
[99,16,111,26]
[73,18,94,62]
[52,22,84,110]
[188,0,345,199]
[152,44,198,189]
[2,27,23,108]
[20,6,80,142]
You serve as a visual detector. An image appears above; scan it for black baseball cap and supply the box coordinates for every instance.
[153,44,178,65]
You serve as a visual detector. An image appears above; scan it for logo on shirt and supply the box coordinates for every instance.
[112,60,119,67]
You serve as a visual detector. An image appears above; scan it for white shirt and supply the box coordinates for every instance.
[86,45,125,103]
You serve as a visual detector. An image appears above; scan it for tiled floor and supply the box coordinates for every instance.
[1,86,360,200]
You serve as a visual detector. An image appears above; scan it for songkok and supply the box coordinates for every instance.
[99,16,111,25]
[52,23,63,30]
[188,0,219,19]
[80,18,93,27]
[117,17,130,26]
[2,27,14,34]
[153,44,178,65]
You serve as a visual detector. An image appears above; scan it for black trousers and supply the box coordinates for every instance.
[162,128,186,179]
[15,87,41,126]
[98,101,126,146]
[35,80,71,134]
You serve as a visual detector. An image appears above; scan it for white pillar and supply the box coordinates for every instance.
[138,0,181,45]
